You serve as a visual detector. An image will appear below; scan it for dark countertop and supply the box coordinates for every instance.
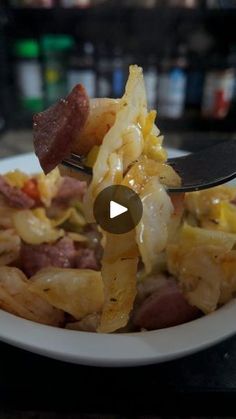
[0,335,236,415]
[1,130,236,416]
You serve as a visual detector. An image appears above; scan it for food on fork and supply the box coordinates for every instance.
[33,84,119,174]
[1,65,236,333]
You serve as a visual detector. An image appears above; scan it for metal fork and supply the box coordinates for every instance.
[62,139,236,193]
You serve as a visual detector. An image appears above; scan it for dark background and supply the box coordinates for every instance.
[1,2,236,416]
[1,0,236,151]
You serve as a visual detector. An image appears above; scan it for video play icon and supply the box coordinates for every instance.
[93,185,143,234]
[110,201,128,219]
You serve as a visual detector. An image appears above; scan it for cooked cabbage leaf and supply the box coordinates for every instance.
[0,266,63,325]
[13,208,64,245]
[97,231,138,333]
[136,176,173,273]
[0,229,20,266]
[36,167,62,207]
[83,65,177,332]
[29,267,104,320]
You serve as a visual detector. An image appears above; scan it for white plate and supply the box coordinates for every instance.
[0,150,235,367]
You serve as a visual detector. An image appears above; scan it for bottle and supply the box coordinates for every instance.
[67,42,96,97]
[11,0,54,7]
[96,43,112,97]
[207,0,236,8]
[168,0,199,6]
[60,0,90,7]
[202,68,235,119]
[111,45,125,98]
[144,55,158,109]
[41,35,74,106]
[158,45,187,118]
[228,45,236,109]
[201,51,235,119]
[123,0,157,7]
[186,53,204,111]
[14,39,43,112]
[0,9,7,133]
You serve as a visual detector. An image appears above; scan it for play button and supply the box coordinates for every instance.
[110,201,128,219]
[93,185,143,234]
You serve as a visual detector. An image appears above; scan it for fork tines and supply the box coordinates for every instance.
[62,153,92,175]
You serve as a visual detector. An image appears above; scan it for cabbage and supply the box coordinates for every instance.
[179,246,222,313]
[0,204,16,229]
[136,176,173,273]
[36,167,62,207]
[177,223,236,251]
[66,232,88,242]
[84,65,166,220]
[51,207,86,229]
[3,170,29,188]
[87,65,147,205]
[0,266,63,325]
[167,222,236,313]
[66,313,100,332]
[29,267,104,320]
[207,201,236,233]
[73,98,120,156]
[123,157,181,193]
[185,186,236,220]
[82,65,177,332]
[219,250,236,304]
[0,229,20,266]
[97,231,138,333]
[13,208,64,245]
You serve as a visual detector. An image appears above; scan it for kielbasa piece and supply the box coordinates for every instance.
[75,248,100,271]
[52,176,87,206]
[0,176,35,209]
[33,84,89,174]
[133,281,201,330]
[20,237,77,277]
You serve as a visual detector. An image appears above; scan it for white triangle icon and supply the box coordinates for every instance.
[110,200,128,219]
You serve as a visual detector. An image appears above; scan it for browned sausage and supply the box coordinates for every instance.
[33,84,89,174]
[133,280,201,330]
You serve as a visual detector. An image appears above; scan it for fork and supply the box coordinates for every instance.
[62,139,236,193]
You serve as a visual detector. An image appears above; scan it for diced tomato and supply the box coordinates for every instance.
[22,179,40,201]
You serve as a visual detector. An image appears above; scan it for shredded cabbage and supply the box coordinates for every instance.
[219,250,236,304]
[36,167,62,207]
[0,229,20,266]
[136,177,173,273]
[185,186,236,221]
[29,267,104,320]
[85,65,167,219]
[172,245,223,313]
[0,266,63,325]
[51,207,86,229]
[98,231,138,333]
[4,170,29,188]
[13,208,64,245]
[167,222,236,313]
[83,65,175,332]
[0,205,16,229]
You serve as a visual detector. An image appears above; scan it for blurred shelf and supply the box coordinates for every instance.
[6,5,236,38]
[159,113,236,133]
[8,5,236,19]
[9,106,236,134]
